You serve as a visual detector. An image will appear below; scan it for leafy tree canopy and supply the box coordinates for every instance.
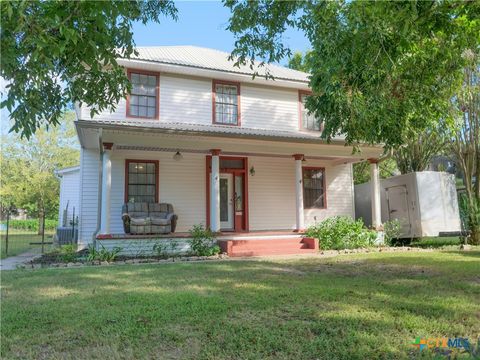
[0,112,80,219]
[1,1,177,138]
[225,0,479,149]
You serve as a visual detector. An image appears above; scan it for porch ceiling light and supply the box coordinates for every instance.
[173,151,183,161]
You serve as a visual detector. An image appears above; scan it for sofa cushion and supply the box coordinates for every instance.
[130,217,148,226]
[149,203,173,214]
[150,217,170,226]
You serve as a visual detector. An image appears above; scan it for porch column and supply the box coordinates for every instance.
[369,158,382,229]
[293,154,305,231]
[210,149,221,232]
[100,142,113,234]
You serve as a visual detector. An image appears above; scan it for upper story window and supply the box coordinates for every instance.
[303,167,326,209]
[299,91,321,131]
[213,80,240,126]
[127,70,159,119]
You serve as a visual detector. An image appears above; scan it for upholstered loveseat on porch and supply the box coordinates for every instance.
[122,203,178,234]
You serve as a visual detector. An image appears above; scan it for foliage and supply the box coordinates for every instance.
[86,244,122,262]
[1,219,57,232]
[352,158,398,185]
[153,240,181,258]
[393,127,447,174]
[287,51,313,73]
[0,1,177,138]
[225,0,479,150]
[305,216,377,250]
[49,244,78,263]
[410,237,462,248]
[0,112,79,220]
[188,224,220,256]
[449,50,480,245]
[383,219,401,246]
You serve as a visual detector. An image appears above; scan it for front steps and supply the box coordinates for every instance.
[217,235,319,257]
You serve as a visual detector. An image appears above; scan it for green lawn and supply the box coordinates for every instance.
[0,229,54,259]
[1,251,479,359]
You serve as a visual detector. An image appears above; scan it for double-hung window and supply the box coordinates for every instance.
[128,71,159,119]
[125,160,159,203]
[213,81,240,125]
[303,167,326,209]
[299,91,321,131]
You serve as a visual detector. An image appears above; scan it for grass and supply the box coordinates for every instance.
[1,250,479,359]
[0,229,54,259]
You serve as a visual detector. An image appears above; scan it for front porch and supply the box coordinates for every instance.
[78,125,383,256]
[96,230,319,257]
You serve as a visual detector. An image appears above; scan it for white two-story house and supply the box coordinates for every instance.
[71,46,383,256]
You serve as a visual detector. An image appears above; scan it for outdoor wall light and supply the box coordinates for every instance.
[249,166,255,176]
[173,151,183,161]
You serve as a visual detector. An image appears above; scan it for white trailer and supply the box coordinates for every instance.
[354,171,461,238]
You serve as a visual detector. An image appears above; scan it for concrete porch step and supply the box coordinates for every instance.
[218,236,318,257]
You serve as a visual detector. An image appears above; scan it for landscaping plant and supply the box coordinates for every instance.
[86,244,121,262]
[188,224,220,256]
[383,219,402,246]
[305,216,377,250]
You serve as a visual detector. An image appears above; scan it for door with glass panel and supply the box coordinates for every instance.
[219,173,234,230]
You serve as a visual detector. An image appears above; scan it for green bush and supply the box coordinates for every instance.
[305,216,377,250]
[1,219,57,232]
[383,219,401,246]
[410,237,461,248]
[188,224,220,256]
[87,244,122,262]
[46,244,78,263]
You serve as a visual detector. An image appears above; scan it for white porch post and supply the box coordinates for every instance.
[100,143,113,234]
[369,159,382,229]
[210,149,221,232]
[293,154,305,231]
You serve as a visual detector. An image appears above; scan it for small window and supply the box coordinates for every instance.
[213,81,240,125]
[303,167,326,208]
[128,72,158,118]
[126,160,158,203]
[300,92,321,131]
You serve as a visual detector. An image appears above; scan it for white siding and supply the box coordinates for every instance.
[159,74,212,124]
[108,151,206,233]
[79,72,303,132]
[78,148,100,245]
[58,170,80,227]
[248,157,354,230]
[241,85,298,132]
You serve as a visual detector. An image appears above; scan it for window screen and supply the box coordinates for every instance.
[127,161,157,203]
[303,168,325,208]
[215,83,239,125]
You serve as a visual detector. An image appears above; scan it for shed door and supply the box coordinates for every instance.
[386,185,411,236]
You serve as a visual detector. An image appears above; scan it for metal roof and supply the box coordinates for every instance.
[128,46,310,83]
[76,119,348,144]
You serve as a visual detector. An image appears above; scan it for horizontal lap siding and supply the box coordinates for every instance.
[109,152,206,233]
[59,171,80,226]
[98,239,191,256]
[248,158,354,230]
[241,85,298,132]
[79,149,100,245]
[160,75,211,124]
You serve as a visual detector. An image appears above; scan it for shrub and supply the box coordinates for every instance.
[1,219,57,231]
[46,244,78,263]
[305,216,377,250]
[87,244,121,262]
[383,219,401,246]
[153,240,181,258]
[188,224,220,256]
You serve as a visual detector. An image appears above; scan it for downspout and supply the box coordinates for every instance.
[92,128,104,247]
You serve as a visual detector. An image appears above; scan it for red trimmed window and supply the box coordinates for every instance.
[127,70,159,119]
[125,160,159,203]
[213,80,240,125]
[303,167,326,209]
[299,91,321,131]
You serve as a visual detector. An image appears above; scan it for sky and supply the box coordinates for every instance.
[1,1,310,135]
[132,1,310,64]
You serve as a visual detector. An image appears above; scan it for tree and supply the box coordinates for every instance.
[225,0,479,150]
[352,159,398,185]
[0,112,79,232]
[287,51,313,73]
[0,1,177,138]
[450,50,479,244]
